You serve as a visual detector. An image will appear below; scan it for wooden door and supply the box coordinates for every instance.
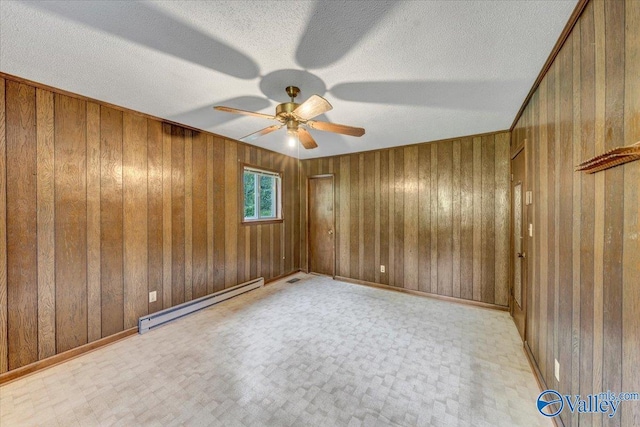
[511,149,527,340]
[308,176,334,275]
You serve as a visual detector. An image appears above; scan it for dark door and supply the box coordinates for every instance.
[511,149,527,341]
[308,176,334,275]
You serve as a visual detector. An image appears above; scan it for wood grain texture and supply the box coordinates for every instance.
[191,132,208,299]
[0,75,301,374]
[6,81,38,369]
[494,133,510,307]
[54,94,87,353]
[0,78,7,373]
[184,130,193,301]
[100,106,124,338]
[437,141,453,297]
[147,120,163,314]
[403,146,418,291]
[86,102,101,342]
[510,2,640,424]
[472,137,482,301]
[622,2,640,425]
[171,126,185,305]
[122,112,148,329]
[211,137,225,292]
[206,135,215,294]
[299,130,510,306]
[224,140,237,287]
[459,139,474,300]
[162,123,172,308]
[452,141,461,298]
[36,89,56,359]
[417,145,430,293]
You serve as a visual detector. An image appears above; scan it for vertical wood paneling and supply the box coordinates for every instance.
[472,137,482,301]
[161,123,172,307]
[363,153,376,282]
[452,141,461,298]
[388,149,395,286]
[147,120,163,315]
[55,94,87,352]
[122,112,148,329]
[171,126,185,304]
[192,132,208,299]
[417,145,430,293]
[36,88,56,359]
[622,2,640,425]
[494,133,510,306]
[460,139,474,300]
[349,154,359,279]
[379,151,389,285]
[184,130,193,301]
[86,102,101,342]
[224,140,237,287]
[206,135,215,293]
[358,154,364,279]
[602,5,624,425]
[403,146,418,290]
[510,2,640,425]
[480,136,496,304]
[429,145,437,293]
[0,75,301,374]
[300,131,510,306]
[212,137,225,292]
[393,149,404,288]
[100,106,123,338]
[6,81,38,368]
[437,142,453,297]
[578,5,595,421]
[0,78,7,373]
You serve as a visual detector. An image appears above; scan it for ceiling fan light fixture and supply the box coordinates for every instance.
[287,128,298,147]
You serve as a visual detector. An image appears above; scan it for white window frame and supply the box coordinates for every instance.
[242,165,282,223]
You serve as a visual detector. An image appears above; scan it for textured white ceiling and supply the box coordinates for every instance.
[0,0,577,159]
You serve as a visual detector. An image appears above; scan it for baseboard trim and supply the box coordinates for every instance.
[0,327,138,386]
[334,276,509,312]
[523,341,564,427]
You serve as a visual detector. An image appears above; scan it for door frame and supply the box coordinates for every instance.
[306,174,336,276]
[510,144,528,341]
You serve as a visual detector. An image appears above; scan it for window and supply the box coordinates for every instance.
[243,166,282,222]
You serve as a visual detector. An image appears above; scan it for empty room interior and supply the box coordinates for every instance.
[0,0,638,426]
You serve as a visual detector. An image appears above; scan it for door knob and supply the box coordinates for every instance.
[328,230,333,235]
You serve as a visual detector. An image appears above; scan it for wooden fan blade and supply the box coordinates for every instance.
[297,128,318,149]
[292,95,332,120]
[306,120,365,137]
[214,106,276,121]
[240,124,283,142]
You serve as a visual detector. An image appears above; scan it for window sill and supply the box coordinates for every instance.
[241,218,284,226]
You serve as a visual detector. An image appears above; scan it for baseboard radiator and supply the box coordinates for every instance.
[138,277,264,334]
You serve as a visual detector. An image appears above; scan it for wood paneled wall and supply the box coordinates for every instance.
[0,75,300,372]
[512,1,639,425]
[300,131,511,307]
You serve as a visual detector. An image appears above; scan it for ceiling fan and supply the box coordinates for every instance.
[214,86,365,149]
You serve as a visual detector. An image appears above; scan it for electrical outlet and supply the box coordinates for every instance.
[149,291,157,303]
[380,265,385,273]
[555,359,560,382]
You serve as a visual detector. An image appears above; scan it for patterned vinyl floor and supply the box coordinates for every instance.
[0,274,550,426]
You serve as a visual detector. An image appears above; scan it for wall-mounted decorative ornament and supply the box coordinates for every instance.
[575,141,640,174]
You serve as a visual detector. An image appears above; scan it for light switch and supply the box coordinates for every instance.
[529,224,533,237]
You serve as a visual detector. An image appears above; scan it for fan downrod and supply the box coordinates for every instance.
[285,86,300,102]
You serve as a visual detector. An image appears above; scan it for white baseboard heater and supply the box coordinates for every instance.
[138,277,264,334]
